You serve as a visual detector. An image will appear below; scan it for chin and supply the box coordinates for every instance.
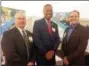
[20,26,25,28]
[47,17,51,20]
[71,21,77,24]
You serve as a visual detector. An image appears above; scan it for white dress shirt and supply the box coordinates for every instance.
[16,26,27,37]
[85,39,89,54]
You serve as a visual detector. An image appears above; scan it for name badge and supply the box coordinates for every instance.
[85,39,89,53]
[52,28,56,32]
[28,36,33,42]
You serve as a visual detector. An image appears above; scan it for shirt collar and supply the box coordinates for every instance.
[16,26,25,35]
[45,18,51,24]
[70,22,79,28]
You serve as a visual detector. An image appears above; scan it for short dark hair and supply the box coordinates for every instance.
[43,4,52,9]
[69,10,80,17]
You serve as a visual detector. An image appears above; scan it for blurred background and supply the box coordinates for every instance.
[0,1,89,66]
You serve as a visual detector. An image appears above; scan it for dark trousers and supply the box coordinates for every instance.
[85,55,89,66]
[36,53,56,66]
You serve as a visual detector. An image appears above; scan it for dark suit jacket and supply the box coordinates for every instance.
[1,27,35,66]
[62,23,88,65]
[33,18,60,56]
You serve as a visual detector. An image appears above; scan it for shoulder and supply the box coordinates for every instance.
[3,28,14,35]
[3,30,9,37]
[3,27,17,37]
[34,18,45,29]
[78,24,86,31]
[34,18,44,25]
[77,24,88,36]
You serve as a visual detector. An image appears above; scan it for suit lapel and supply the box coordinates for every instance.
[42,18,51,36]
[64,28,70,43]
[51,22,56,34]
[42,18,56,40]
[13,27,30,61]
[13,27,26,44]
[67,23,80,42]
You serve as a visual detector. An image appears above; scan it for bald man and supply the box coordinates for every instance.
[1,11,35,66]
[33,4,60,66]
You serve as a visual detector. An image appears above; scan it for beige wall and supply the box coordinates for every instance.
[25,17,35,33]
[79,19,89,26]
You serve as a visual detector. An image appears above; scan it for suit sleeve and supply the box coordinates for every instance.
[27,31,36,62]
[67,28,88,62]
[33,21,47,55]
[61,28,68,59]
[1,31,21,62]
[29,42,36,62]
[54,24,60,51]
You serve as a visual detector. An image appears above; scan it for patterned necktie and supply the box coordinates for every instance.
[47,21,52,35]
[22,30,29,60]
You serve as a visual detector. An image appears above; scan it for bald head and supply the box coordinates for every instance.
[14,11,26,29]
[43,4,53,21]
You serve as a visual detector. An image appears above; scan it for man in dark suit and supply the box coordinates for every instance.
[61,10,88,66]
[1,11,35,66]
[33,4,60,66]
[85,26,89,66]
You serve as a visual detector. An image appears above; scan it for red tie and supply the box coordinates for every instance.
[47,20,52,35]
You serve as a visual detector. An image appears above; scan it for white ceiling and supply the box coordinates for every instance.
[1,1,89,19]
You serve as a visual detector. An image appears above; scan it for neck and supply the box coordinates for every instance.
[16,26,24,30]
[45,17,51,21]
[70,21,78,25]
